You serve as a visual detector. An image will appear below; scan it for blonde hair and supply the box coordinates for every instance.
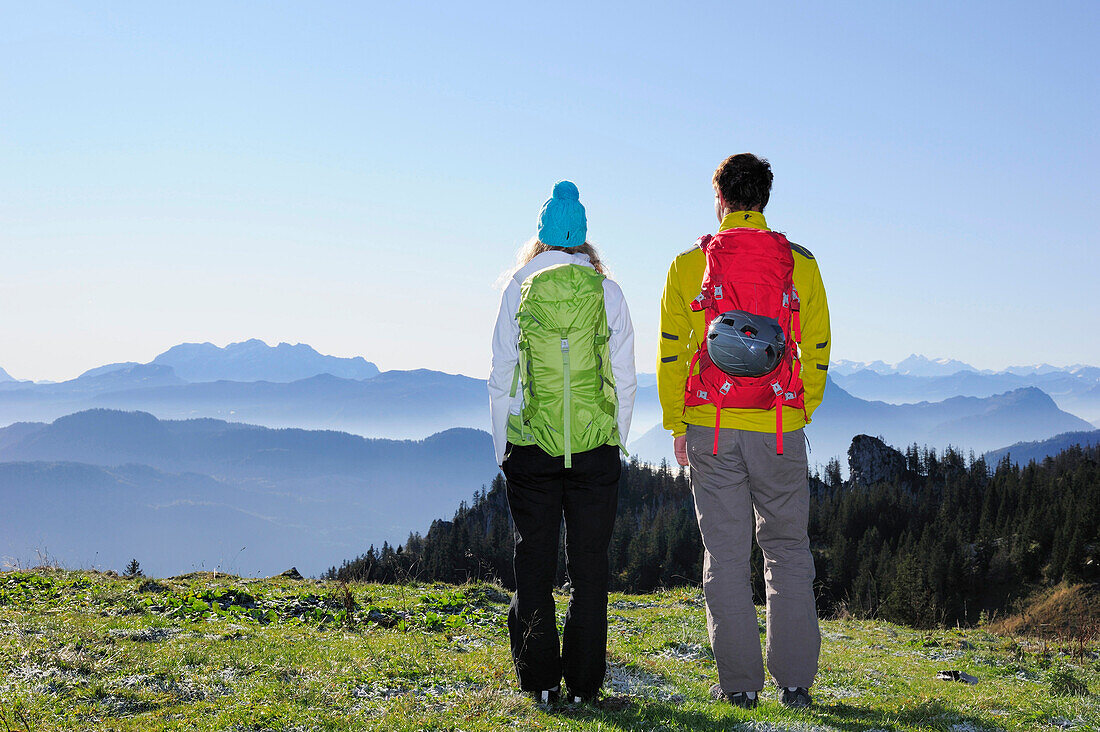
[514,237,607,275]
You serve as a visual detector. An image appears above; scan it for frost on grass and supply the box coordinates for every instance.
[218,722,314,726]
[730,721,843,732]
[6,663,90,695]
[921,648,969,663]
[96,694,160,717]
[604,662,684,702]
[352,682,417,701]
[654,642,712,661]
[107,626,182,642]
[116,673,233,701]
[815,684,863,700]
[448,633,490,653]
[608,614,645,637]
[349,678,525,713]
[350,679,517,712]
[610,599,663,610]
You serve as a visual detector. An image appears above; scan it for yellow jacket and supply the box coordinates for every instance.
[657,211,831,437]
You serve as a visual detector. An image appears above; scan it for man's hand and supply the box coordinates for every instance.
[674,435,689,466]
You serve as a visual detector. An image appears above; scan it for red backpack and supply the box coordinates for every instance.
[684,227,806,455]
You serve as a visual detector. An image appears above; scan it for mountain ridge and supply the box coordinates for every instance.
[984,429,1100,466]
[151,339,380,383]
[628,382,1093,467]
[832,355,1092,378]
[832,365,1100,423]
[0,368,489,439]
[0,410,498,576]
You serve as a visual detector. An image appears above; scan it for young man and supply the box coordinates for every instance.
[657,154,830,710]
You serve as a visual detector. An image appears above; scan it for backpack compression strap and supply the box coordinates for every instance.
[561,334,572,469]
[770,364,804,456]
[710,378,734,455]
[770,286,804,456]
[772,382,785,454]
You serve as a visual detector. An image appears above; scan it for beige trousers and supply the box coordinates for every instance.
[686,424,821,693]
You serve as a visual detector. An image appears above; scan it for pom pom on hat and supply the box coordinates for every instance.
[537,180,587,247]
[551,180,580,201]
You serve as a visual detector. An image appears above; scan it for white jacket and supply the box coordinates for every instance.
[488,250,636,466]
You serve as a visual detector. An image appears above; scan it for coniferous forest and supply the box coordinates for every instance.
[326,439,1100,629]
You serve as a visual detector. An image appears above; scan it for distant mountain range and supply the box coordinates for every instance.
[77,338,380,383]
[984,429,1100,466]
[0,340,474,437]
[150,339,380,382]
[4,342,1098,578]
[628,380,1093,468]
[830,355,1090,378]
[0,369,490,439]
[831,355,978,378]
[2,342,1095,465]
[1,339,378,389]
[0,348,663,441]
[0,410,497,577]
[831,365,1100,424]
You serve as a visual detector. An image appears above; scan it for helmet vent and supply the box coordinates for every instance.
[706,309,786,378]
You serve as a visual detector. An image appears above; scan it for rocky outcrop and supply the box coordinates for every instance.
[848,434,909,488]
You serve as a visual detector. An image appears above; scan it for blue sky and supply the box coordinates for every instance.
[2,1,1098,381]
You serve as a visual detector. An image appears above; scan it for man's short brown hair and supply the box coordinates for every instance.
[713,153,773,212]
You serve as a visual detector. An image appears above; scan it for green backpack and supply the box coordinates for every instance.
[507,263,624,467]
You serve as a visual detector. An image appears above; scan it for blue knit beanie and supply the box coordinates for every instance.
[537,180,587,247]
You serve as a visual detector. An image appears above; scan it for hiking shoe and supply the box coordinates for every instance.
[710,682,758,709]
[780,686,812,709]
[529,686,560,704]
[565,689,598,704]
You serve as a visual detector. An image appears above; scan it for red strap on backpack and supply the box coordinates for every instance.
[713,396,723,456]
[776,392,784,454]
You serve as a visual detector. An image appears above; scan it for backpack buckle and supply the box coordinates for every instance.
[719,381,732,395]
[785,391,796,400]
[713,285,724,300]
[696,390,708,400]
[782,292,790,308]
[771,382,783,395]
[560,338,570,352]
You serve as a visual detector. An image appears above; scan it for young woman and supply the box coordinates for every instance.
[487,180,636,704]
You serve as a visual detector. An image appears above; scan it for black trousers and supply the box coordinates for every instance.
[501,442,621,695]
